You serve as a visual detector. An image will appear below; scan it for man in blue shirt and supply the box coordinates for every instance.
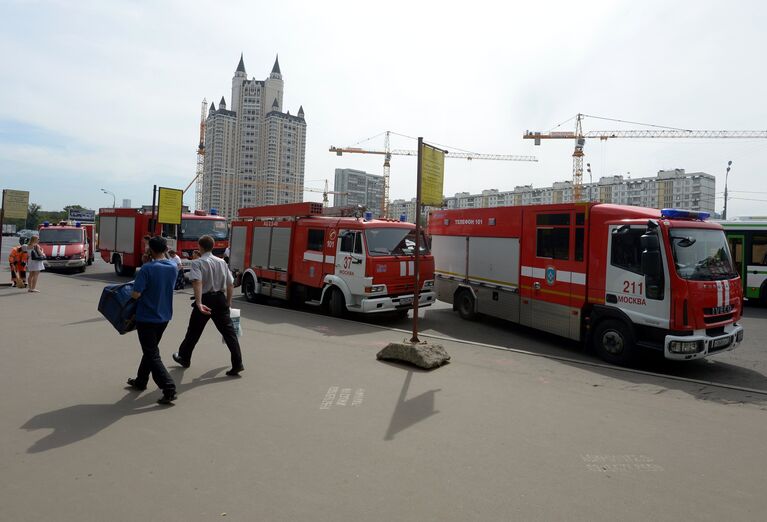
[126,236,178,405]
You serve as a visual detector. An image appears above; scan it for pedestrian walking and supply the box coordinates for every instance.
[127,236,178,405]
[168,249,185,290]
[173,235,243,376]
[8,240,28,288]
[26,236,46,293]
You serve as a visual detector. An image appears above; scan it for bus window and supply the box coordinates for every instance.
[752,235,767,266]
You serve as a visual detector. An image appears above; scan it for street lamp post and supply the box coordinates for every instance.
[586,163,593,201]
[723,161,732,220]
[100,188,116,208]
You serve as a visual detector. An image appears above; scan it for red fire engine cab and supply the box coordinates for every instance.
[428,203,744,365]
[98,207,228,276]
[38,221,95,272]
[229,202,436,317]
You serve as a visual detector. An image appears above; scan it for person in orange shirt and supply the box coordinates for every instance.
[8,241,28,288]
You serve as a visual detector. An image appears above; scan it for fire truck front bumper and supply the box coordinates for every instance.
[43,258,87,269]
[359,291,437,314]
[664,323,744,360]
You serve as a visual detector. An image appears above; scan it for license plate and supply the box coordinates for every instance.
[713,337,732,349]
[399,297,413,306]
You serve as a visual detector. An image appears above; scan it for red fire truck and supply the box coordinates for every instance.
[98,207,228,276]
[428,203,744,365]
[229,202,436,317]
[37,221,95,272]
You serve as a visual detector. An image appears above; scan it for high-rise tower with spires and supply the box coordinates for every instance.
[200,54,306,217]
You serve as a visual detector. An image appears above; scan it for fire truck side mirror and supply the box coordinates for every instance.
[641,251,662,278]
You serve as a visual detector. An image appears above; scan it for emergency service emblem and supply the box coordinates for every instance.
[545,266,556,286]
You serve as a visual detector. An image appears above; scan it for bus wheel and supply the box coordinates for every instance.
[456,290,477,320]
[593,319,636,366]
[328,287,346,318]
[243,275,260,303]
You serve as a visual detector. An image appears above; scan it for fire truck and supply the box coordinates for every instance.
[98,207,228,276]
[228,202,436,317]
[428,203,744,365]
[38,221,95,272]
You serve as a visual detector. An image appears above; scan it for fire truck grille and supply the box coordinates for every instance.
[387,282,415,295]
[703,313,733,324]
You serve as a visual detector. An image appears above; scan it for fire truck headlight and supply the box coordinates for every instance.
[669,340,702,354]
[422,280,434,289]
[365,285,386,294]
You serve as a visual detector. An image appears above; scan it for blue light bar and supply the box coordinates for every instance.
[661,208,710,221]
[75,222,82,227]
[209,208,218,216]
[43,221,50,227]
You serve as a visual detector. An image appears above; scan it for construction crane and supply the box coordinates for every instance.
[304,180,348,207]
[186,99,207,207]
[524,113,767,202]
[330,130,538,218]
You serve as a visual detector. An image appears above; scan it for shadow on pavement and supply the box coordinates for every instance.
[64,316,106,326]
[20,366,230,453]
[383,366,441,441]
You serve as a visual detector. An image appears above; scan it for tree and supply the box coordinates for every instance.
[26,203,41,229]
[63,204,86,214]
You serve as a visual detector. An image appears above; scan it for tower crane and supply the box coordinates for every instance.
[331,130,537,217]
[304,180,348,207]
[524,113,767,202]
[186,99,208,208]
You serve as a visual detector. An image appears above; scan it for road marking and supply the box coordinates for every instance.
[320,386,365,409]
[582,454,664,472]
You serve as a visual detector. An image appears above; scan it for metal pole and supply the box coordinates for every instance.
[151,185,157,235]
[723,161,732,220]
[410,138,423,343]
[0,190,5,277]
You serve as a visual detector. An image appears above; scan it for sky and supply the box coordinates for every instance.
[1,0,766,217]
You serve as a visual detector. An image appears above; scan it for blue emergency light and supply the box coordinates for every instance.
[42,221,50,227]
[400,214,407,222]
[660,208,710,221]
[363,211,373,221]
[210,208,218,215]
[75,222,82,227]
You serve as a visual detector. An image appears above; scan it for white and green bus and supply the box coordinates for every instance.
[720,219,767,304]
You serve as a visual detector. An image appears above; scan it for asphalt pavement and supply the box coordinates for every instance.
[1,256,766,521]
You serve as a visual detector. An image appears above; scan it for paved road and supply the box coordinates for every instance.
[1,255,766,520]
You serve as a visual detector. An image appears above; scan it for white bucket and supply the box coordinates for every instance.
[223,308,242,343]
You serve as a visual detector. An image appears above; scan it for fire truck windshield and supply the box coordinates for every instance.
[365,228,429,256]
[180,218,228,241]
[38,229,84,244]
[670,228,737,280]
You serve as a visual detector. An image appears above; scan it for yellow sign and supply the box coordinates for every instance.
[420,142,445,207]
[2,189,30,219]
[157,187,183,225]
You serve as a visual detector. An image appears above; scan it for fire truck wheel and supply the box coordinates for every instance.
[113,255,135,277]
[327,287,346,318]
[456,290,477,320]
[242,275,260,303]
[593,319,636,366]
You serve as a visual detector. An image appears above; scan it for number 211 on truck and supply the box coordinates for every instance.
[428,203,744,365]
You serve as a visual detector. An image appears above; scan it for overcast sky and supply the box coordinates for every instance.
[1,0,766,217]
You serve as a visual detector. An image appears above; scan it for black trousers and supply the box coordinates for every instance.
[135,321,176,392]
[178,292,242,368]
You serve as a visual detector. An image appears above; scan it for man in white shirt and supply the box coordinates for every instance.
[173,235,244,376]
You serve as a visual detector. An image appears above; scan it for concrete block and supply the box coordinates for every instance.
[377,340,450,369]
